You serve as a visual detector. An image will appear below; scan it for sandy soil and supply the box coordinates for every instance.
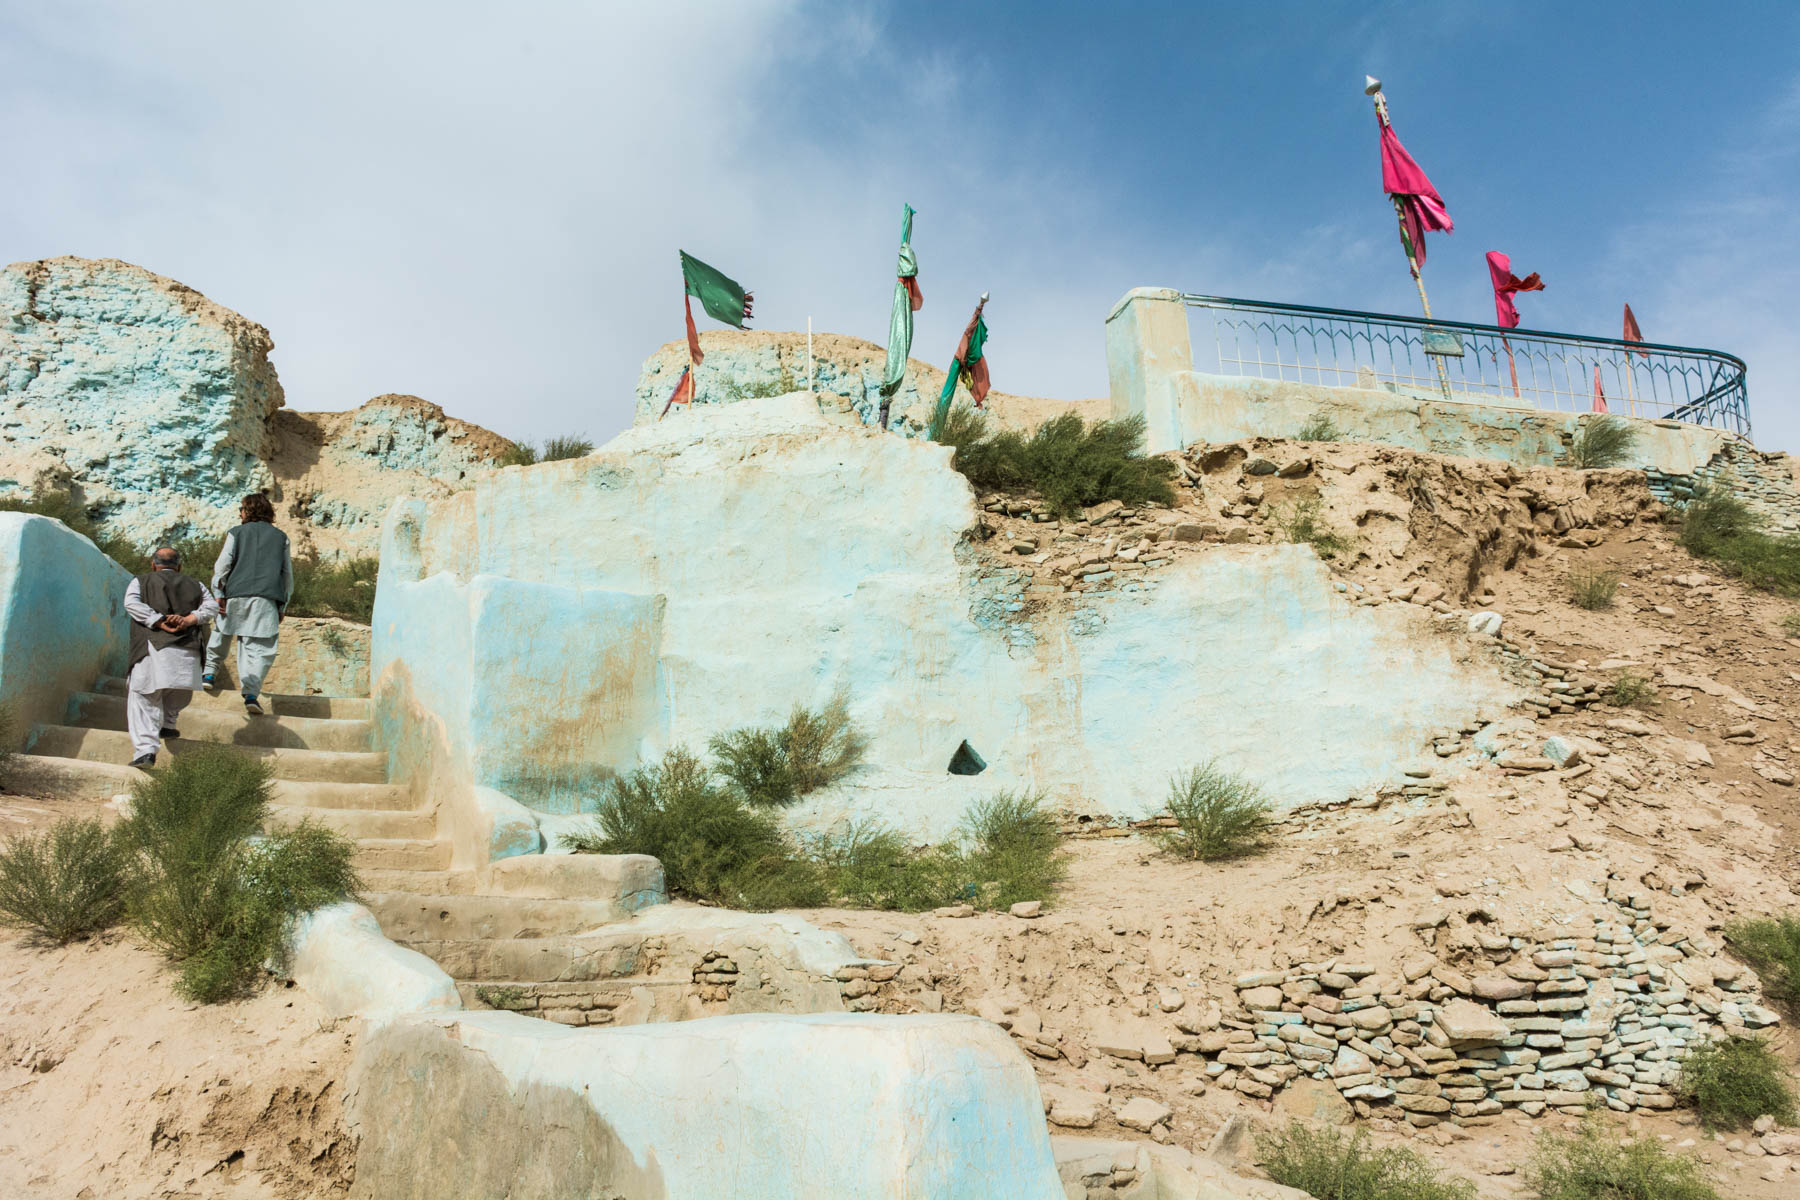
[0,797,356,1199]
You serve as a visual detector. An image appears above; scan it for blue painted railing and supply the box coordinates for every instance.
[1182,294,1750,437]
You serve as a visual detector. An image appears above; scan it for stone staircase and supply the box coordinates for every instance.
[16,670,856,1024]
[28,676,447,871]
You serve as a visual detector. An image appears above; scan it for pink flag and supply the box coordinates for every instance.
[1486,251,1545,329]
[1592,365,1608,414]
[1380,121,1453,265]
[1623,304,1647,358]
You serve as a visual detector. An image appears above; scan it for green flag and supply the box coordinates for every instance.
[928,295,991,442]
[680,251,753,328]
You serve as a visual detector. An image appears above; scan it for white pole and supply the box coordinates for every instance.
[807,316,815,394]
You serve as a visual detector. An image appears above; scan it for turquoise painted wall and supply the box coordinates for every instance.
[0,513,130,744]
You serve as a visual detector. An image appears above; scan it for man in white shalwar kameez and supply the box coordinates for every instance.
[204,492,292,716]
[122,547,220,767]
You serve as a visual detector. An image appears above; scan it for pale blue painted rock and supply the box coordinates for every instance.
[0,257,283,545]
[634,329,939,436]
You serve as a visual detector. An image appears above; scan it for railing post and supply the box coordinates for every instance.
[1105,288,1192,454]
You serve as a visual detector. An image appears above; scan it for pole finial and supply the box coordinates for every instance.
[979,291,990,303]
[1363,75,1382,96]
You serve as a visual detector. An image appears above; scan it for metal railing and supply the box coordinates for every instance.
[1182,293,1750,437]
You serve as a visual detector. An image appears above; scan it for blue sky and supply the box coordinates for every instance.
[4,1,1797,448]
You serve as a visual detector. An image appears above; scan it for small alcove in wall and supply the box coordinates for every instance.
[947,740,987,775]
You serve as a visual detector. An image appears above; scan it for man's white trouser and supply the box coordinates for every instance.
[205,630,280,698]
[127,687,192,759]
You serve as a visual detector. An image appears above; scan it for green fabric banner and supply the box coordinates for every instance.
[878,205,919,426]
[927,309,989,442]
[680,251,751,328]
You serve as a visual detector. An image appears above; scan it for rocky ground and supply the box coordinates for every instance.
[6,431,1800,1196]
[794,435,1800,1196]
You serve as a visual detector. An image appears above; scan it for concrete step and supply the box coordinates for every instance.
[402,935,642,983]
[68,693,372,753]
[271,780,416,812]
[457,978,692,1026]
[268,804,435,841]
[359,868,483,896]
[354,839,452,872]
[1,754,146,799]
[26,724,387,783]
[95,675,369,720]
[365,893,629,943]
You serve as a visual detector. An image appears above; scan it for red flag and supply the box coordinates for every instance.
[1622,304,1646,358]
[684,292,705,366]
[1592,365,1608,414]
[1379,121,1453,265]
[1485,251,1544,329]
[659,365,693,419]
[901,274,923,312]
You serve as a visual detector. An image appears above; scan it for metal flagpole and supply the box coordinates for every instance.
[1367,77,1453,401]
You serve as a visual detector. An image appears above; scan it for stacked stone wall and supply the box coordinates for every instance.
[1182,878,1777,1126]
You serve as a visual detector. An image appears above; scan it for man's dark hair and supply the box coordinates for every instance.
[151,547,180,569]
[241,493,276,523]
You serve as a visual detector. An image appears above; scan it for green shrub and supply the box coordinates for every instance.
[1296,414,1342,442]
[0,702,14,769]
[1567,415,1638,469]
[120,750,359,1002]
[566,755,1065,914]
[1782,613,1800,639]
[1677,488,1800,596]
[710,692,868,808]
[1155,763,1273,861]
[1724,914,1800,1013]
[939,410,1176,519]
[475,984,531,1010]
[809,791,1066,913]
[1274,496,1352,559]
[288,555,379,623]
[1523,1118,1719,1200]
[540,435,594,461]
[1607,671,1658,708]
[0,491,144,570]
[1257,1121,1476,1200]
[1676,1035,1797,1129]
[561,748,821,908]
[499,435,595,467]
[806,823,956,911]
[1567,567,1620,610]
[0,818,129,944]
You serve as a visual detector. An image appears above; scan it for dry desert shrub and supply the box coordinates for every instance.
[1676,1035,1797,1129]
[1567,567,1620,610]
[1155,763,1274,862]
[1566,414,1638,469]
[1256,1121,1476,1200]
[1522,1119,1719,1200]
[938,408,1176,519]
[710,691,868,807]
[1725,914,1800,1014]
[122,749,359,1002]
[0,818,129,944]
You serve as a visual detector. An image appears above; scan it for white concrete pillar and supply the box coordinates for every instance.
[1104,287,1192,454]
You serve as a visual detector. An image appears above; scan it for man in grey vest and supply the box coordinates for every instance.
[123,547,220,766]
[204,492,292,716]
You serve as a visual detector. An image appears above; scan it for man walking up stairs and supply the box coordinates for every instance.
[204,492,292,717]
